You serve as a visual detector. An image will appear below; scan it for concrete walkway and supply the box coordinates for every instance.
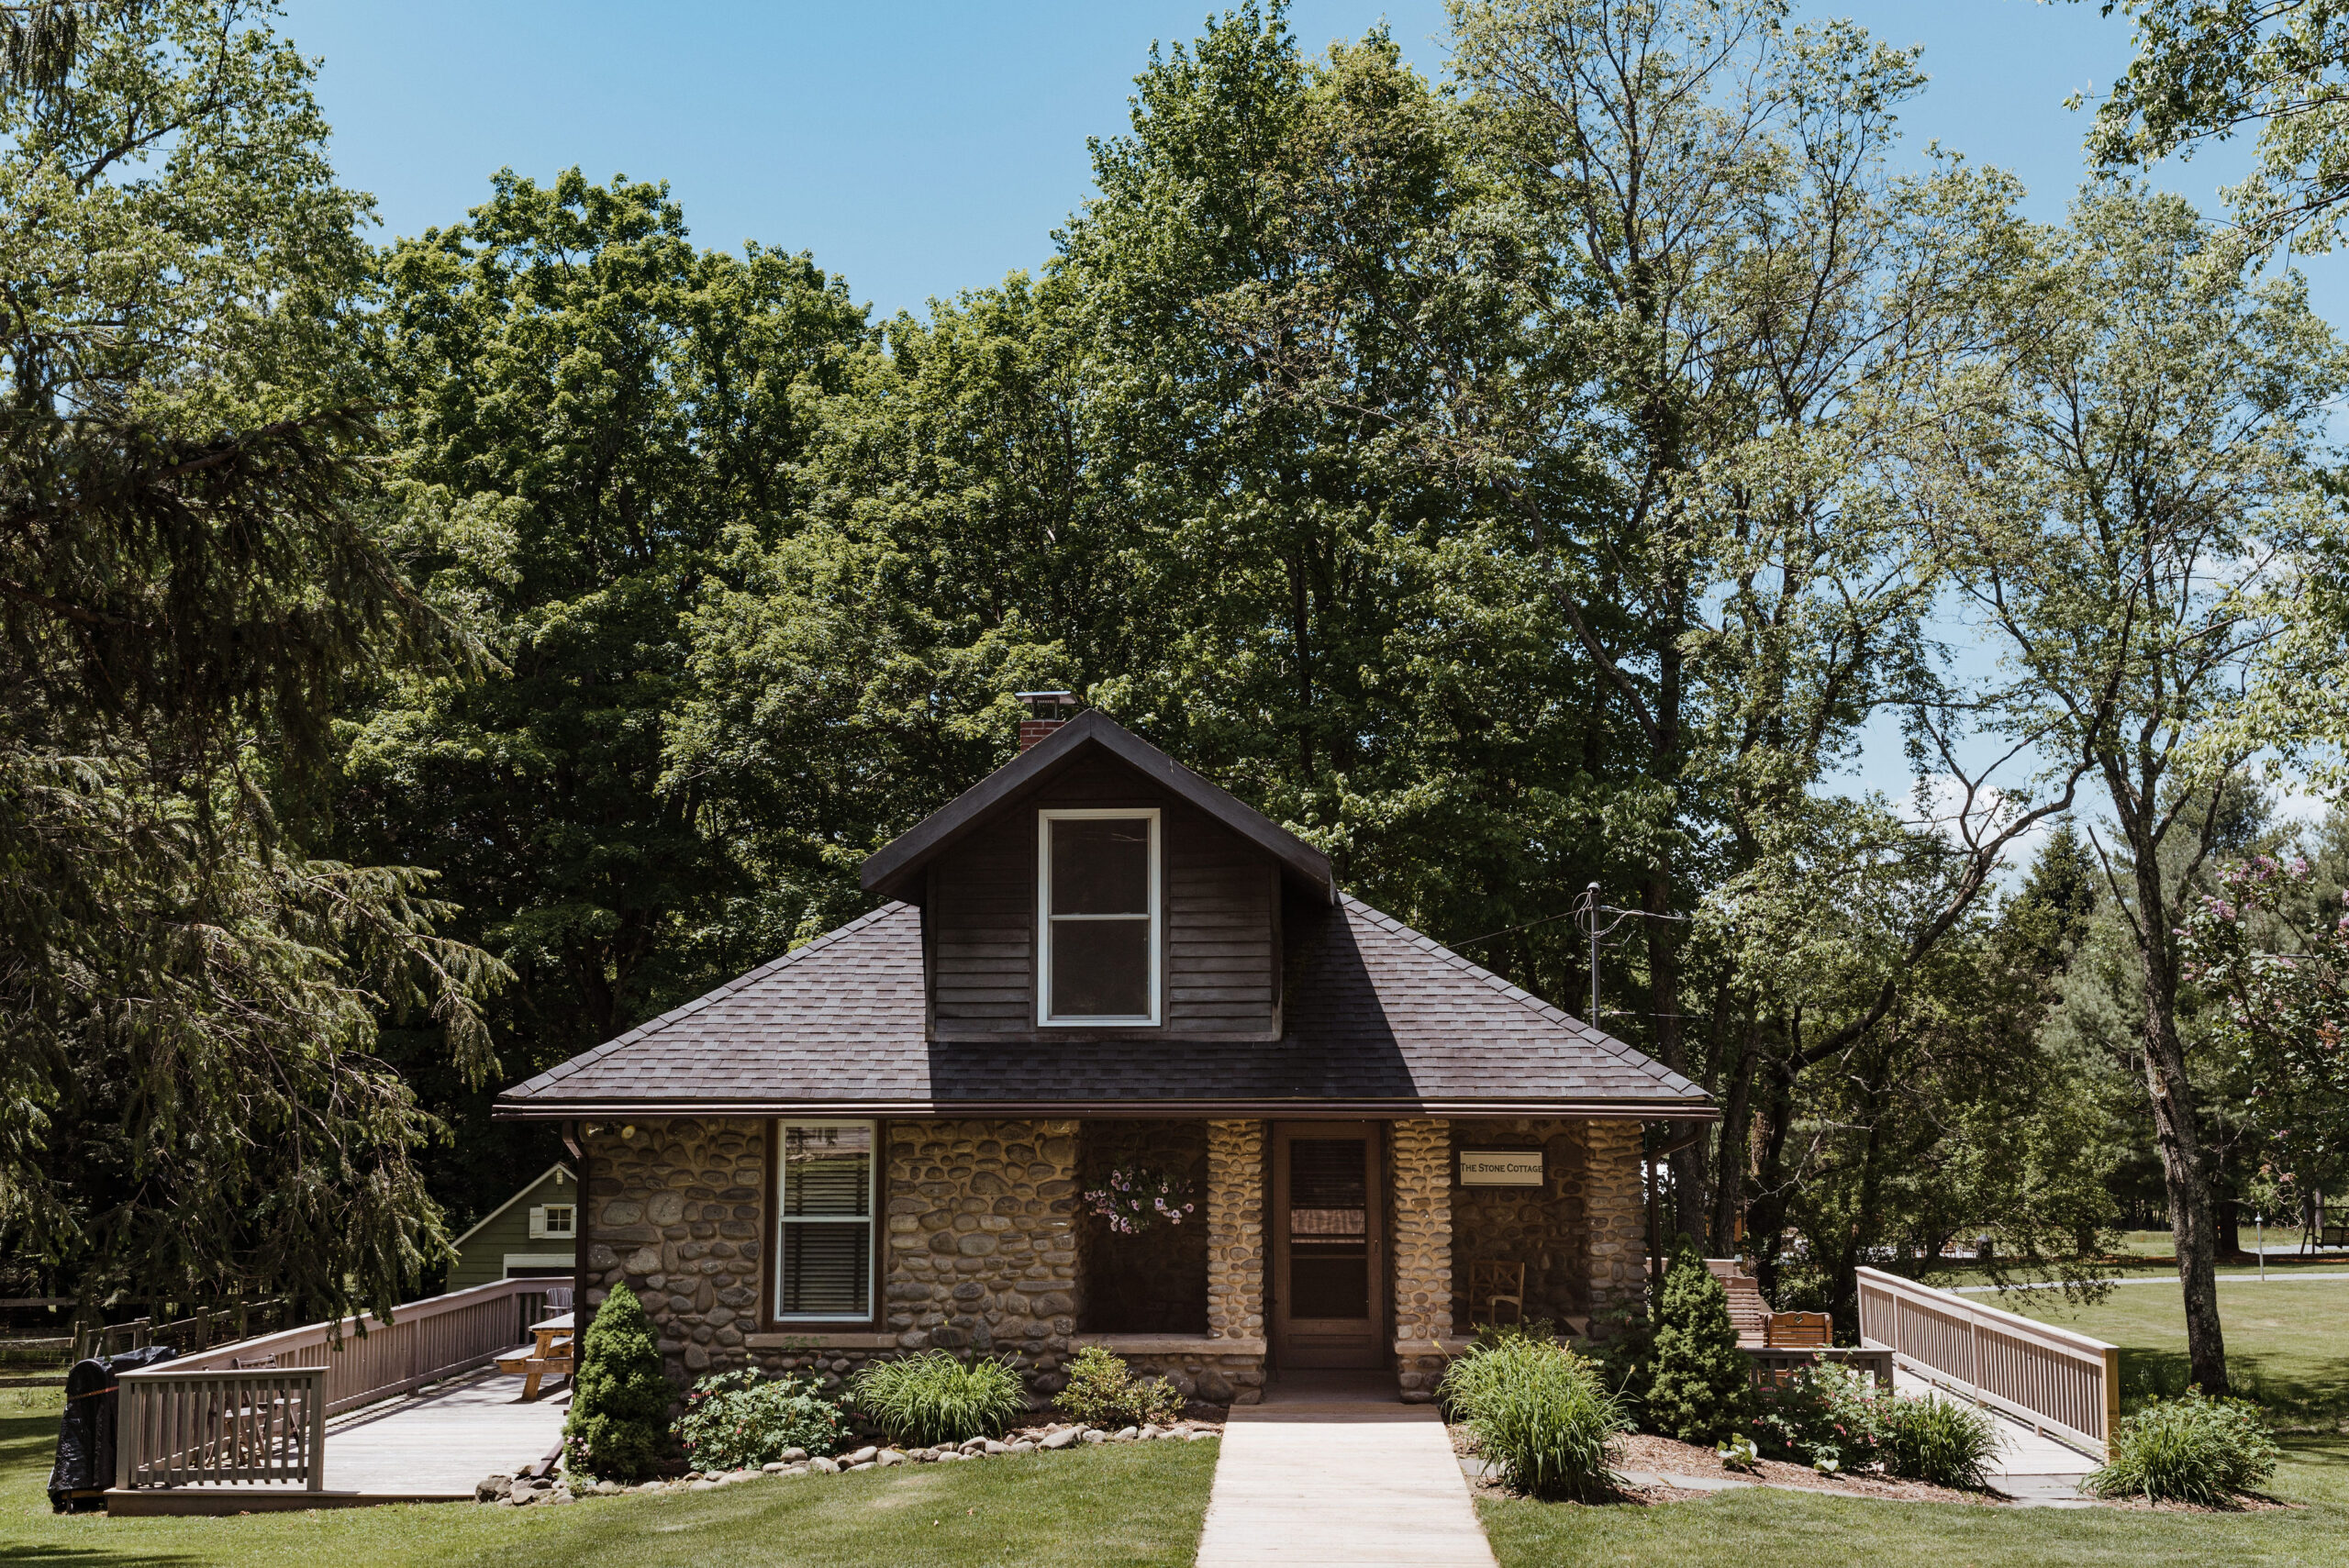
[1197,1373,1497,1568]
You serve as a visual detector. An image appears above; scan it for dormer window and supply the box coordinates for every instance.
[1038,808,1160,1026]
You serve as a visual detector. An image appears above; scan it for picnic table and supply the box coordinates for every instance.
[495,1311,573,1400]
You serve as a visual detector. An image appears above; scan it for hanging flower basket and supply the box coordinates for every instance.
[1083,1164,1197,1236]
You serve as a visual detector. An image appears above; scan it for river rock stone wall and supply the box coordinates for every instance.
[1205,1119,1265,1347]
[582,1117,1082,1403]
[1389,1118,1453,1402]
[1581,1119,1648,1326]
[581,1118,765,1380]
[883,1119,1081,1373]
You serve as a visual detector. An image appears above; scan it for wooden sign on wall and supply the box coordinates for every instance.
[1459,1149,1543,1186]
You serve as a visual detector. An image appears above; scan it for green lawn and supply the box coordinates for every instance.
[1482,1436,2349,1568]
[0,1390,1218,1568]
[1999,1275,2349,1425]
[1486,1271,2349,1566]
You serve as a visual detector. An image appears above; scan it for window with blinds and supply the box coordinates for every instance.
[774,1120,874,1321]
[1038,808,1160,1026]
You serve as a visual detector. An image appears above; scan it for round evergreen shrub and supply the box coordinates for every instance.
[563,1281,674,1481]
[850,1351,1027,1447]
[674,1367,846,1471]
[1053,1345,1184,1429]
[2086,1390,2280,1507]
[1880,1393,1997,1489]
[1440,1334,1630,1500]
[1644,1253,1753,1444]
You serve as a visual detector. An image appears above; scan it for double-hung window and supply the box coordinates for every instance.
[1037,808,1160,1026]
[774,1120,874,1321]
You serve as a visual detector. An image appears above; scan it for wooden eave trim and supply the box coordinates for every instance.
[859,712,1334,902]
[499,1098,1719,1121]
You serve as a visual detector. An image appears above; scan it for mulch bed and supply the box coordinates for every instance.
[1449,1425,1998,1507]
[1611,1432,1999,1505]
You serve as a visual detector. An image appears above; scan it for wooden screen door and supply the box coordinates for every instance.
[1271,1122,1385,1368]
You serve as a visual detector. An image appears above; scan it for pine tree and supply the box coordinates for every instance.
[1644,1252,1753,1444]
[563,1283,674,1480]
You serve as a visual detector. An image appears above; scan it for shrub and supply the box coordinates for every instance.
[1880,1394,1997,1490]
[1441,1335,1631,1501]
[850,1351,1027,1447]
[1053,1346,1184,1429]
[1750,1362,1889,1472]
[2085,1390,2281,1507]
[563,1282,674,1481]
[673,1368,845,1471]
[1644,1252,1753,1444]
[1586,1310,1658,1419]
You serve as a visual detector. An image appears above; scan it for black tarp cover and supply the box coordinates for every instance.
[47,1344,177,1512]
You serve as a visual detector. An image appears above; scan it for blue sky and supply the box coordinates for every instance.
[282,1,2329,822]
[286,1,2287,317]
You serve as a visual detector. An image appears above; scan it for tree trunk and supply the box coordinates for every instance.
[2131,847,2231,1396]
[1710,1018,1759,1254]
[1746,1047,1798,1301]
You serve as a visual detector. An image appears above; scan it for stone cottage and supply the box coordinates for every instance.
[495,703,1714,1406]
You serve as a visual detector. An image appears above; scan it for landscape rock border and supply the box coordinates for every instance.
[474,1420,1220,1506]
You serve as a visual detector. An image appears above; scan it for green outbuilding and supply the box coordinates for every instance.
[446,1162,578,1291]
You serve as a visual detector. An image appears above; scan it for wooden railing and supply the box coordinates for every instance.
[114,1277,553,1491]
[1855,1265,2120,1458]
[115,1368,326,1491]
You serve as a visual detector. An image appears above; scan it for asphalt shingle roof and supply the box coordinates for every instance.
[496,895,1712,1119]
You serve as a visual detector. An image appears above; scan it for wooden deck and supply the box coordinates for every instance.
[107,1367,569,1515]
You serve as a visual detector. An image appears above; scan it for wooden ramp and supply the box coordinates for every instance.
[107,1368,568,1515]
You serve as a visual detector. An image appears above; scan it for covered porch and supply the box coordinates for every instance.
[1070,1115,1652,1404]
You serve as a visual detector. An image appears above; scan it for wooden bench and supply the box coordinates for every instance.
[1765,1311,1831,1349]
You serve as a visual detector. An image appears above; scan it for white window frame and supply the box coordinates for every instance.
[1036,807,1162,1028]
[772,1118,877,1324]
[529,1203,576,1240]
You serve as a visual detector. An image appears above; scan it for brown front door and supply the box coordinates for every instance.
[1271,1122,1385,1369]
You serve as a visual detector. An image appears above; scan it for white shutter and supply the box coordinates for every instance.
[528,1206,548,1239]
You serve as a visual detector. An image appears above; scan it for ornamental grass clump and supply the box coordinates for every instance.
[674,1368,845,1471]
[1880,1393,1997,1490]
[2086,1390,2280,1507]
[563,1282,674,1481]
[1441,1334,1630,1500]
[1053,1345,1184,1429]
[850,1351,1027,1447]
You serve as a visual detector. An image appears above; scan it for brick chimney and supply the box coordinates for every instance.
[1017,691,1078,752]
